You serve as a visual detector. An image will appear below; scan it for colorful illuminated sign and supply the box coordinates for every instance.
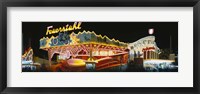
[46,22,82,35]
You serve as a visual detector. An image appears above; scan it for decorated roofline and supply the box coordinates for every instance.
[73,30,127,45]
[39,30,128,49]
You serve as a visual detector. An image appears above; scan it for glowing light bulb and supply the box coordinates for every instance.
[148,28,154,35]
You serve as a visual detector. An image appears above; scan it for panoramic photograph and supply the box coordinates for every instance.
[22,22,178,72]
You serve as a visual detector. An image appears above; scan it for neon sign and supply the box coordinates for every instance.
[46,22,82,35]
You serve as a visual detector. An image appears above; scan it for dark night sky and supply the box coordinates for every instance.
[22,22,178,58]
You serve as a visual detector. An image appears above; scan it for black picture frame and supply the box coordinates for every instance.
[0,0,200,94]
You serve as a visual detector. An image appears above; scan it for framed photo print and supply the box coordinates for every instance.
[0,0,199,94]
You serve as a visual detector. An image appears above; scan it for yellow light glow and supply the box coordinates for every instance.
[67,59,85,67]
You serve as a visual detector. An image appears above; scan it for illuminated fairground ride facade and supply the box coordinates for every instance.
[39,31,161,71]
[22,47,41,71]
[128,36,161,60]
[40,31,129,70]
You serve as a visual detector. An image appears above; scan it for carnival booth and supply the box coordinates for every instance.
[40,30,129,71]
